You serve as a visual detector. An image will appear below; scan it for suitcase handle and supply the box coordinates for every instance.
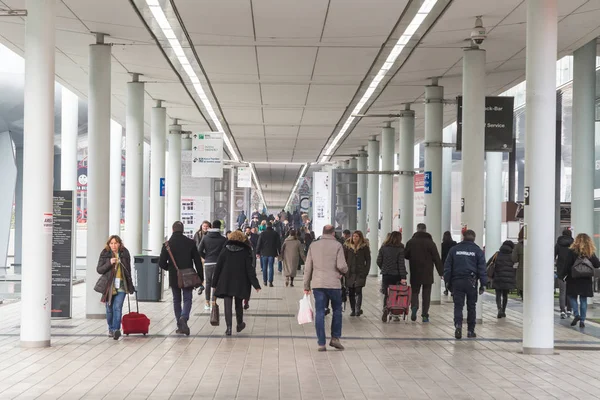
[127,291,140,314]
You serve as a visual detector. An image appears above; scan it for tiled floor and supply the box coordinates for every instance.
[2,271,600,400]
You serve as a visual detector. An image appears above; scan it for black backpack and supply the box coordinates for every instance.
[572,256,594,279]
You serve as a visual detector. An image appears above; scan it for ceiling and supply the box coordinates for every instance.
[0,0,599,208]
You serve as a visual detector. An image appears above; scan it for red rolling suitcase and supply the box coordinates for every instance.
[122,294,150,336]
[384,283,411,322]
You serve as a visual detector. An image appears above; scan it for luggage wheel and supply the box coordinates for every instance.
[143,333,146,336]
[126,334,129,336]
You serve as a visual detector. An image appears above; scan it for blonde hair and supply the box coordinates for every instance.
[228,230,247,243]
[570,233,596,258]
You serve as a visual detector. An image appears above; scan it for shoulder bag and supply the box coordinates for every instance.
[210,295,220,326]
[164,241,202,289]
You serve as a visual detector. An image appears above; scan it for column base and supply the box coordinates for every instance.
[21,340,51,348]
[522,347,554,355]
[430,300,441,305]
[476,318,483,324]
[86,313,105,319]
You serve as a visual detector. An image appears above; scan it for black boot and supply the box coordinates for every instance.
[349,293,356,316]
[290,277,294,287]
[225,326,232,336]
[356,293,363,316]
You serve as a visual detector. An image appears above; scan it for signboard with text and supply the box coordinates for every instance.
[191,132,224,178]
[52,191,75,319]
[237,167,252,188]
[456,96,515,151]
[313,171,331,237]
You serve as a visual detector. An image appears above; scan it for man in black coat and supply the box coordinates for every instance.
[159,221,204,335]
[256,222,281,287]
[404,223,443,323]
[199,220,228,311]
[443,230,487,340]
[555,229,574,318]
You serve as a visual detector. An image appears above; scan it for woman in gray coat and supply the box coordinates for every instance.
[280,230,305,287]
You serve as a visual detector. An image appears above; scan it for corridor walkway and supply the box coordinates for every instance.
[1,271,600,399]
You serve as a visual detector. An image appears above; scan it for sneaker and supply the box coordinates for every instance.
[329,337,345,350]
[113,329,121,340]
[560,312,567,319]
[567,311,572,317]
[204,304,211,311]
[580,321,585,329]
[455,326,462,340]
[179,317,190,336]
[382,309,389,322]
[318,346,327,352]
[422,316,429,323]
[410,308,418,322]
[571,315,581,327]
[269,282,274,287]
[108,330,114,338]
[467,331,477,338]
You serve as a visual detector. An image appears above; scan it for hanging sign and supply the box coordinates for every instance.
[456,96,515,151]
[313,171,331,237]
[237,167,252,188]
[524,186,530,206]
[52,191,75,319]
[159,178,165,197]
[357,197,362,211]
[424,171,432,194]
[191,132,223,178]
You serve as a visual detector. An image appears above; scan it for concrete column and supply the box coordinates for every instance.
[485,152,503,254]
[124,74,144,256]
[14,147,23,267]
[167,120,182,226]
[398,106,415,240]
[356,148,368,233]
[109,120,122,235]
[522,0,557,355]
[380,123,395,237]
[348,158,358,231]
[142,142,150,250]
[571,39,596,235]
[367,137,380,276]
[20,0,56,347]
[442,126,452,234]
[86,33,111,319]
[60,88,78,191]
[461,47,486,323]
[149,101,166,254]
[424,80,444,304]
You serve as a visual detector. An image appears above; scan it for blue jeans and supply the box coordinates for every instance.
[313,289,343,346]
[261,256,275,283]
[172,287,194,323]
[569,295,588,321]
[106,291,126,331]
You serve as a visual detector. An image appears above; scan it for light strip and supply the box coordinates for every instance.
[284,163,310,210]
[249,163,268,210]
[146,1,240,163]
[319,0,439,163]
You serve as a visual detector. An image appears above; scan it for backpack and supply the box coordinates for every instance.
[572,256,594,279]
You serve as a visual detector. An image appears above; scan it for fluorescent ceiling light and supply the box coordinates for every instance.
[320,0,439,163]
[285,164,310,209]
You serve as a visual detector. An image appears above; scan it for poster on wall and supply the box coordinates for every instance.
[237,167,252,188]
[313,171,331,237]
[414,173,425,226]
[192,132,223,178]
[181,197,211,238]
[52,190,75,319]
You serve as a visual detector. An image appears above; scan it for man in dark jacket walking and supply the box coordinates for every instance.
[444,230,487,339]
[199,220,228,311]
[159,221,204,335]
[237,211,247,229]
[555,229,574,318]
[404,223,443,322]
[256,222,281,287]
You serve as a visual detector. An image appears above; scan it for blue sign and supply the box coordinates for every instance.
[424,171,432,194]
[357,197,362,211]
[160,178,165,197]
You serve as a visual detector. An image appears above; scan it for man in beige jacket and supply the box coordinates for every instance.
[304,225,349,351]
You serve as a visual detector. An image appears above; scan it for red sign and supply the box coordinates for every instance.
[414,173,425,193]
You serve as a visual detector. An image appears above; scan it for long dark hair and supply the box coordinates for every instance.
[382,231,402,247]
[442,231,453,242]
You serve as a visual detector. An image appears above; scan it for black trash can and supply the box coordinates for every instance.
[134,256,163,301]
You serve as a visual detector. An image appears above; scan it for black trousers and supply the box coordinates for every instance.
[411,283,432,317]
[495,289,508,311]
[224,296,243,328]
[348,286,363,311]
[452,278,478,331]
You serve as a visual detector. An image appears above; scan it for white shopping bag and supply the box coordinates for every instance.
[297,294,314,325]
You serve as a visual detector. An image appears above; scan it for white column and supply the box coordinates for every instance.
[398,106,415,240]
[124,74,144,256]
[356,148,368,233]
[86,33,111,319]
[60,87,78,191]
[20,0,56,347]
[461,47,486,323]
[142,142,150,250]
[424,80,444,304]
[367,137,380,276]
[109,120,122,235]
[380,123,395,236]
[485,152,503,255]
[523,0,557,355]
[167,120,182,226]
[149,101,166,254]
[571,39,596,235]
[442,126,452,234]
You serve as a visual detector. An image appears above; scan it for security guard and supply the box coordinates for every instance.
[443,230,487,339]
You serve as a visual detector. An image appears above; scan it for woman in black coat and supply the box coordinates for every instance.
[441,231,457,296]
[488,240,516,319]
[561,233,600,328]
[212,231,261,336]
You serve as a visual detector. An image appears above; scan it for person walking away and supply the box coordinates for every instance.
[256,222,281,287]
[443,230,487,339]
[343,230,370,316]
[555,229,574,318]
[377,231,407,321]
[441,231,457,296]
[95,235,135,340]
[489,240,516,318]
[237,211,247,229]
[193,220,211,252]
[511,227,525,299]
[560,233,600,328]
[199,220,227,311]
[212,231,261,336]
[281,230,306,287]
[159,221,204,335]
[404,223,443,322]
[304,225,349,351]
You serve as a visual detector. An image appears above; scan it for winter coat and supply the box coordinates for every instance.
[95,247,135,304]
[256,228,281,257]
[281,237,305,278]
[344,241,371,288]
[511,240,524,291]
[490,242,516,290]
[304,235,349,291]
[212,240,261,300]
[404,232,443,286]
[555,235,574,277]
[443,240,487,286]
[193,230,207,253]
[376,244,407,278]
[441,239,457,264]
[237,213,246,227]
[562,249,600,297]
[159,231,204,288]
[248,233,259,250]
[199,230,227,264]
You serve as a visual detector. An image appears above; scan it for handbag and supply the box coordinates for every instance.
[165,241,202,289]
[210,298,220,326]
[486,252,498,280]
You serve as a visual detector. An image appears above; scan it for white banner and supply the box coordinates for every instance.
[237,167,252,188]
[313,171,331,238]
[192,132,223,178]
